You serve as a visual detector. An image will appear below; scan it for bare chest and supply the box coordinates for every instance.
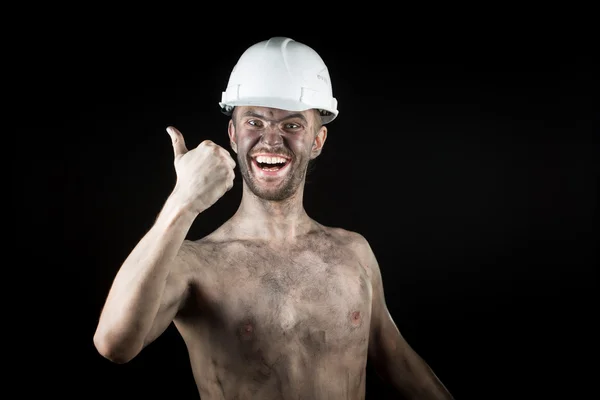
[197,242,372,354]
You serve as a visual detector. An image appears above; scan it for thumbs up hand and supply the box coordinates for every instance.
[166,126,236,214]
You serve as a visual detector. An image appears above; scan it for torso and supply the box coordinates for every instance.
[173,224,373,400]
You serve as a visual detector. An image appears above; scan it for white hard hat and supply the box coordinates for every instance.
[219,37,339,124]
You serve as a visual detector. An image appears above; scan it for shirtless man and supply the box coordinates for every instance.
[93,37,454,399]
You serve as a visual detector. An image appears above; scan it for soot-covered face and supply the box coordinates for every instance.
[228,106,327,201]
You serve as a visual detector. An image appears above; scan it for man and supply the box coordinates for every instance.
[94,37,454,399]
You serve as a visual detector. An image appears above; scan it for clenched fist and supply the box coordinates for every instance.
[166,126,236,214]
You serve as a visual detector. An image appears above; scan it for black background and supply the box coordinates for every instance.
[19,8,596,400]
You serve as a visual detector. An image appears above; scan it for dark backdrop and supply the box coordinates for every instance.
[20,12,596,400]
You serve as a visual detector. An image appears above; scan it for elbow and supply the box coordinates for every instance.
[93,329,142,364]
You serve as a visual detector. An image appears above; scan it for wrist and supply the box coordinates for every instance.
[157,189,201,227]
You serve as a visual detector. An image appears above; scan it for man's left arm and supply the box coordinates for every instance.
[361,237,455,400]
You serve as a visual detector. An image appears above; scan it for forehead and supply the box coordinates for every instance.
[236,106,317,122]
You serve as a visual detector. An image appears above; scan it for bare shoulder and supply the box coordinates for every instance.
[172,236,236,311]
[315,223,377,267]
[318,224,368,247]
[183,231,246,275]
[179,236,226,268]
[169,237,225,281]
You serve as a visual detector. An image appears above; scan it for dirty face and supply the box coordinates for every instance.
[228,106,327,201]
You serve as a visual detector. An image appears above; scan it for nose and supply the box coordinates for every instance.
[260,125,283,146]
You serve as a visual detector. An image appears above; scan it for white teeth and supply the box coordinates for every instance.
[255,155,287,164]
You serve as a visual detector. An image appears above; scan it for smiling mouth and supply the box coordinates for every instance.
[252,155,291,172]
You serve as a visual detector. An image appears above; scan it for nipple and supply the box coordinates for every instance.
[350,311,362,326]
[238,321,255,340]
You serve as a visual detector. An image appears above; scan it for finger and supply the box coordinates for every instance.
[225,151,236,169]
[197,139,214,148]
[166,126,188,157]
[226,171,235,191]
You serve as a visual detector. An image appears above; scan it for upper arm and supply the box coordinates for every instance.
[356,236,406,360]
[357,235,455,398]
[142,240,197,347]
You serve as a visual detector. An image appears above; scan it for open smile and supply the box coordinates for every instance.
[251,153,292,177]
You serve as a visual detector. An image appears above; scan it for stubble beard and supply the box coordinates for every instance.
[238,155,308,202]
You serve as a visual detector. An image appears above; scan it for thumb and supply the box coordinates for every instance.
[166,126,188,157]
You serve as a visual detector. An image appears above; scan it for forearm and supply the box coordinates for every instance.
[94,191,197,357]
[373,336,454,400]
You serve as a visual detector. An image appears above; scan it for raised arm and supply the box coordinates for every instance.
[362,237,454,399]
[93,126,236,364]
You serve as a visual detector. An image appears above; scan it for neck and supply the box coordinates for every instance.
[228,183,314,242]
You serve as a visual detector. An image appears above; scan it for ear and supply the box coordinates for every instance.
[310,125,328,159]
[227,119,238,154]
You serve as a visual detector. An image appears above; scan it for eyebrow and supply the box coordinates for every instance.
[241,111,308,124]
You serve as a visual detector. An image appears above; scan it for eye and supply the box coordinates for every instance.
[284,123,301,130]
[247,119,263,127]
